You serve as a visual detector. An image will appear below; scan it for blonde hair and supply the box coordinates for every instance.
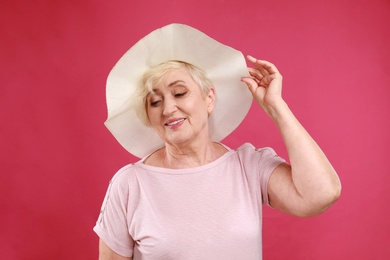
[134,60,213,126]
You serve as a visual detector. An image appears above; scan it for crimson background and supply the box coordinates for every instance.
[1,0,389,259]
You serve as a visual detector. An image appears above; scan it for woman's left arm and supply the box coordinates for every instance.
[242,55,341,217]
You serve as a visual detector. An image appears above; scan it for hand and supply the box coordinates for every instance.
[241,55,284,116]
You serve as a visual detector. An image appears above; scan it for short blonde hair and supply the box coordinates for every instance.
[135,60,213,126]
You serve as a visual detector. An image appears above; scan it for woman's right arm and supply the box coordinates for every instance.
[98,239,132,260]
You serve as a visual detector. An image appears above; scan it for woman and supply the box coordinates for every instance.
[94,24,341,260]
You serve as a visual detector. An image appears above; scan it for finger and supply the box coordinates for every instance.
[248,68,264,80]
[241,77,266,96]
[255,59,280,75]
[247,55,271,77]
[246,55,257,64]
[241,77,258,93]
[247,72,263,86]
[262,74,278,85]
[248,68,273,87]
[247,55,282,76]
[247,55,266,70]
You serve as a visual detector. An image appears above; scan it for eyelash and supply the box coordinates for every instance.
[150,100,161,107]
[175,92,186,97]
[149,92,187,107]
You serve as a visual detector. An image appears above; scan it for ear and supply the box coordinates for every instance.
[206,87,216,114]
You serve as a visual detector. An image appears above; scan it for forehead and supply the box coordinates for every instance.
[153,68,197,90]
[161,67,191,82]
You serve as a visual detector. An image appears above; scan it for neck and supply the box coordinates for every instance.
[163,140,215,168]
[147,140,227,169]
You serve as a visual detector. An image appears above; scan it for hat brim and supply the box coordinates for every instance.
[105,23,252,158]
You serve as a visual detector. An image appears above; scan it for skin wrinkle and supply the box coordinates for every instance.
[144,67,221,169]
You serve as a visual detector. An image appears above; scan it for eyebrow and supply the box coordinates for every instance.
[168,80,185,87]
[151,80,185,92]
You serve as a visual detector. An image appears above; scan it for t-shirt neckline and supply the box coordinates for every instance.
[134,143,235,175]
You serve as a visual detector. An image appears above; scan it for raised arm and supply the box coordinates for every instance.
[241,55,341,217]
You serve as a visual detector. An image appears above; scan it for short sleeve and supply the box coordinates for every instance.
[257,147,286,206]
[93,167,135,257]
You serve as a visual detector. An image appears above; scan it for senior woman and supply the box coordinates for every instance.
[94,24,341,260]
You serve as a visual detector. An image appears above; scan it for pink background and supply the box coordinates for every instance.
[1,0,389,259]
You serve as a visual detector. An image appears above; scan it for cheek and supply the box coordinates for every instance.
[146,108,159,125]
[191,102,210,120]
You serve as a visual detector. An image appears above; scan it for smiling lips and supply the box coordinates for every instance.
[165,118,186,129]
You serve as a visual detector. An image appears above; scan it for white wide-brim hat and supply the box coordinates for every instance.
[105,23,252,158]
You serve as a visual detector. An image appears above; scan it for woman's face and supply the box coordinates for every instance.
[146,68,215,147]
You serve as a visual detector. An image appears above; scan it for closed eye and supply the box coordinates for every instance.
[150,100,161,107]
[175,92,187,98]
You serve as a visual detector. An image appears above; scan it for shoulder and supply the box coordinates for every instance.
[232,143,285,174]
[106,162,146,198]
[235,142,280,160]
[110,163,138,184]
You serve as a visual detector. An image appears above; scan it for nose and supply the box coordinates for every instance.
[162,97,177,116]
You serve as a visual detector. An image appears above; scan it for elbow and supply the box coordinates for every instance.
[328,180,342,207]
[318,184,342,216]
[314,185,342,217]
[325,172,342,206]
[331,180,342,202]
[312,170,342,216]
[296,180,342,218]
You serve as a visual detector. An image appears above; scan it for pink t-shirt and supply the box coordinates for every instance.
[94,143,285,259]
